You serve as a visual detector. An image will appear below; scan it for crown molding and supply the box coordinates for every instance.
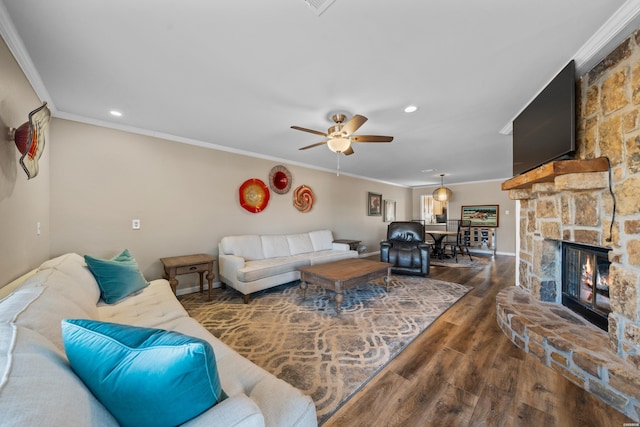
[0,2,54,110]
[574,0,640,75]
[55,110,410,188]
[499,0,640,136]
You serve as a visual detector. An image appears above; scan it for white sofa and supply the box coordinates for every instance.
[218,230,359,303]
[0,253,317,427]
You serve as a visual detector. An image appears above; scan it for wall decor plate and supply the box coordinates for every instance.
[239,179,270,213]
[269,165,292,194]
[9,102,50,180]
[293,185,314,212]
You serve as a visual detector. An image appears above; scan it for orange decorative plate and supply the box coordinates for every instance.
[239,179,270,213]
[293,185,314,212]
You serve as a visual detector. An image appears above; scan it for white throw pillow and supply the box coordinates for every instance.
[220,236,264,261]
[261,235,291,258]
[309,230,334,251]
[286,233,314,255]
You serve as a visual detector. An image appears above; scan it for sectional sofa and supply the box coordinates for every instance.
[0,253,317,426]
[218,230,359,302]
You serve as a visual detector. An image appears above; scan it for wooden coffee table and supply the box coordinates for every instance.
[299,258,392,312]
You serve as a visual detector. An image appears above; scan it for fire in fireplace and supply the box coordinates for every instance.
[562,242,611,331]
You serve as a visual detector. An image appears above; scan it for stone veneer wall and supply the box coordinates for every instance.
[510,28,640,367]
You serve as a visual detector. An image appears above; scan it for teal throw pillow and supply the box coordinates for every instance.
[61,319,227,427]
[84,249,148,303]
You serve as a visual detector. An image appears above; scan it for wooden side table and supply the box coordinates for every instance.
[160,254,216,300]
[333,239,361,251]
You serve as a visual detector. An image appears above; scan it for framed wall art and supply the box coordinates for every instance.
[368,192,382,216]
[461,205,499,227]
[383,200,396,222]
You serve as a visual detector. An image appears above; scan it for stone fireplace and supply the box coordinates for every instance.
[497,29,640,421]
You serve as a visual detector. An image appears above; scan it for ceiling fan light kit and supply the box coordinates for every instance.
[327,137,350,153]
[433,174,452,202]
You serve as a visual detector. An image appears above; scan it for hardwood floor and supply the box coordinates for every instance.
[324,255,633,427]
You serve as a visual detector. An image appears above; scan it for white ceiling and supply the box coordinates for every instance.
[2,0,640,187]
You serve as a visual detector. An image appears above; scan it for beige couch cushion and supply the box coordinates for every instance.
[38,253,101,305]
[237,255,310,283]
[11,270,99,351]
[97,279,188,328]
[0,288,118,426]
[308,250,358,265]
[221,235,265,261]
[261,235,291,259]
[286,233,314,255]
[308,230,334,251]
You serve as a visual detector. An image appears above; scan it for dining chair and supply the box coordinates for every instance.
[442,219,460,248]
[445,220,473,262]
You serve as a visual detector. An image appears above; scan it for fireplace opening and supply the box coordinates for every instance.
[562,242,611,331]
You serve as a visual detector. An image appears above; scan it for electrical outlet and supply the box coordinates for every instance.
[132,219,141,230]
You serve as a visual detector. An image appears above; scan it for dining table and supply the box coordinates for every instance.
[425,230,459,259]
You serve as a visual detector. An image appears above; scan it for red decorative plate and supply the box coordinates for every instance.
[269,165,292,194]
[239,179,270,213]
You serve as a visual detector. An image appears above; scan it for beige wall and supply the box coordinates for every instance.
[412,180,517,255]
[0,37,50,287]
[49,119,411,292]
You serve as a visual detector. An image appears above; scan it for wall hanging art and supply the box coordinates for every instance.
[293,185,314,212]
[461,205,499,227]
[383,200,396,222]
[8,102,50,179]
[268,165,292,194]
[239,178,270,213]
[368,192,382,216]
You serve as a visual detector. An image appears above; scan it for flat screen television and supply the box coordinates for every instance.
[512,60,576,176]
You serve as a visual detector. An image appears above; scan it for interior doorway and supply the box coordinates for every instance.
[420,195,448,224]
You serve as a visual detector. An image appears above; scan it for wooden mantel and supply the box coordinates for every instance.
[501,157,609,190]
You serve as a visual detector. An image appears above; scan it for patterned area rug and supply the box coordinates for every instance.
[180,276,471,425]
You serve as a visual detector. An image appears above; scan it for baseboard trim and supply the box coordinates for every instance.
[176,281,222,297]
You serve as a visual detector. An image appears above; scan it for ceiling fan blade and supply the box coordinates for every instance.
[351,135,393,143]
[291,126,328,137]
[343,146,355,155]
[340,115,367,136]
[298,141,327,150]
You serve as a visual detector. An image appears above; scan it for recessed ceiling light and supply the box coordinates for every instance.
[404,105,418,113]
[110,110,122,117]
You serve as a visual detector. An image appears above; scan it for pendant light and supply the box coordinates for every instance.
[433,174,452,202]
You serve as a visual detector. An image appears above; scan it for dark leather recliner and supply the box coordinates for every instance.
[380,221,431,276]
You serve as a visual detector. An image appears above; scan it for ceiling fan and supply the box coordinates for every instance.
[291,113,393,155]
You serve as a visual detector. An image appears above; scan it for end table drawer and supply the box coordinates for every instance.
[176,263,209,275]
